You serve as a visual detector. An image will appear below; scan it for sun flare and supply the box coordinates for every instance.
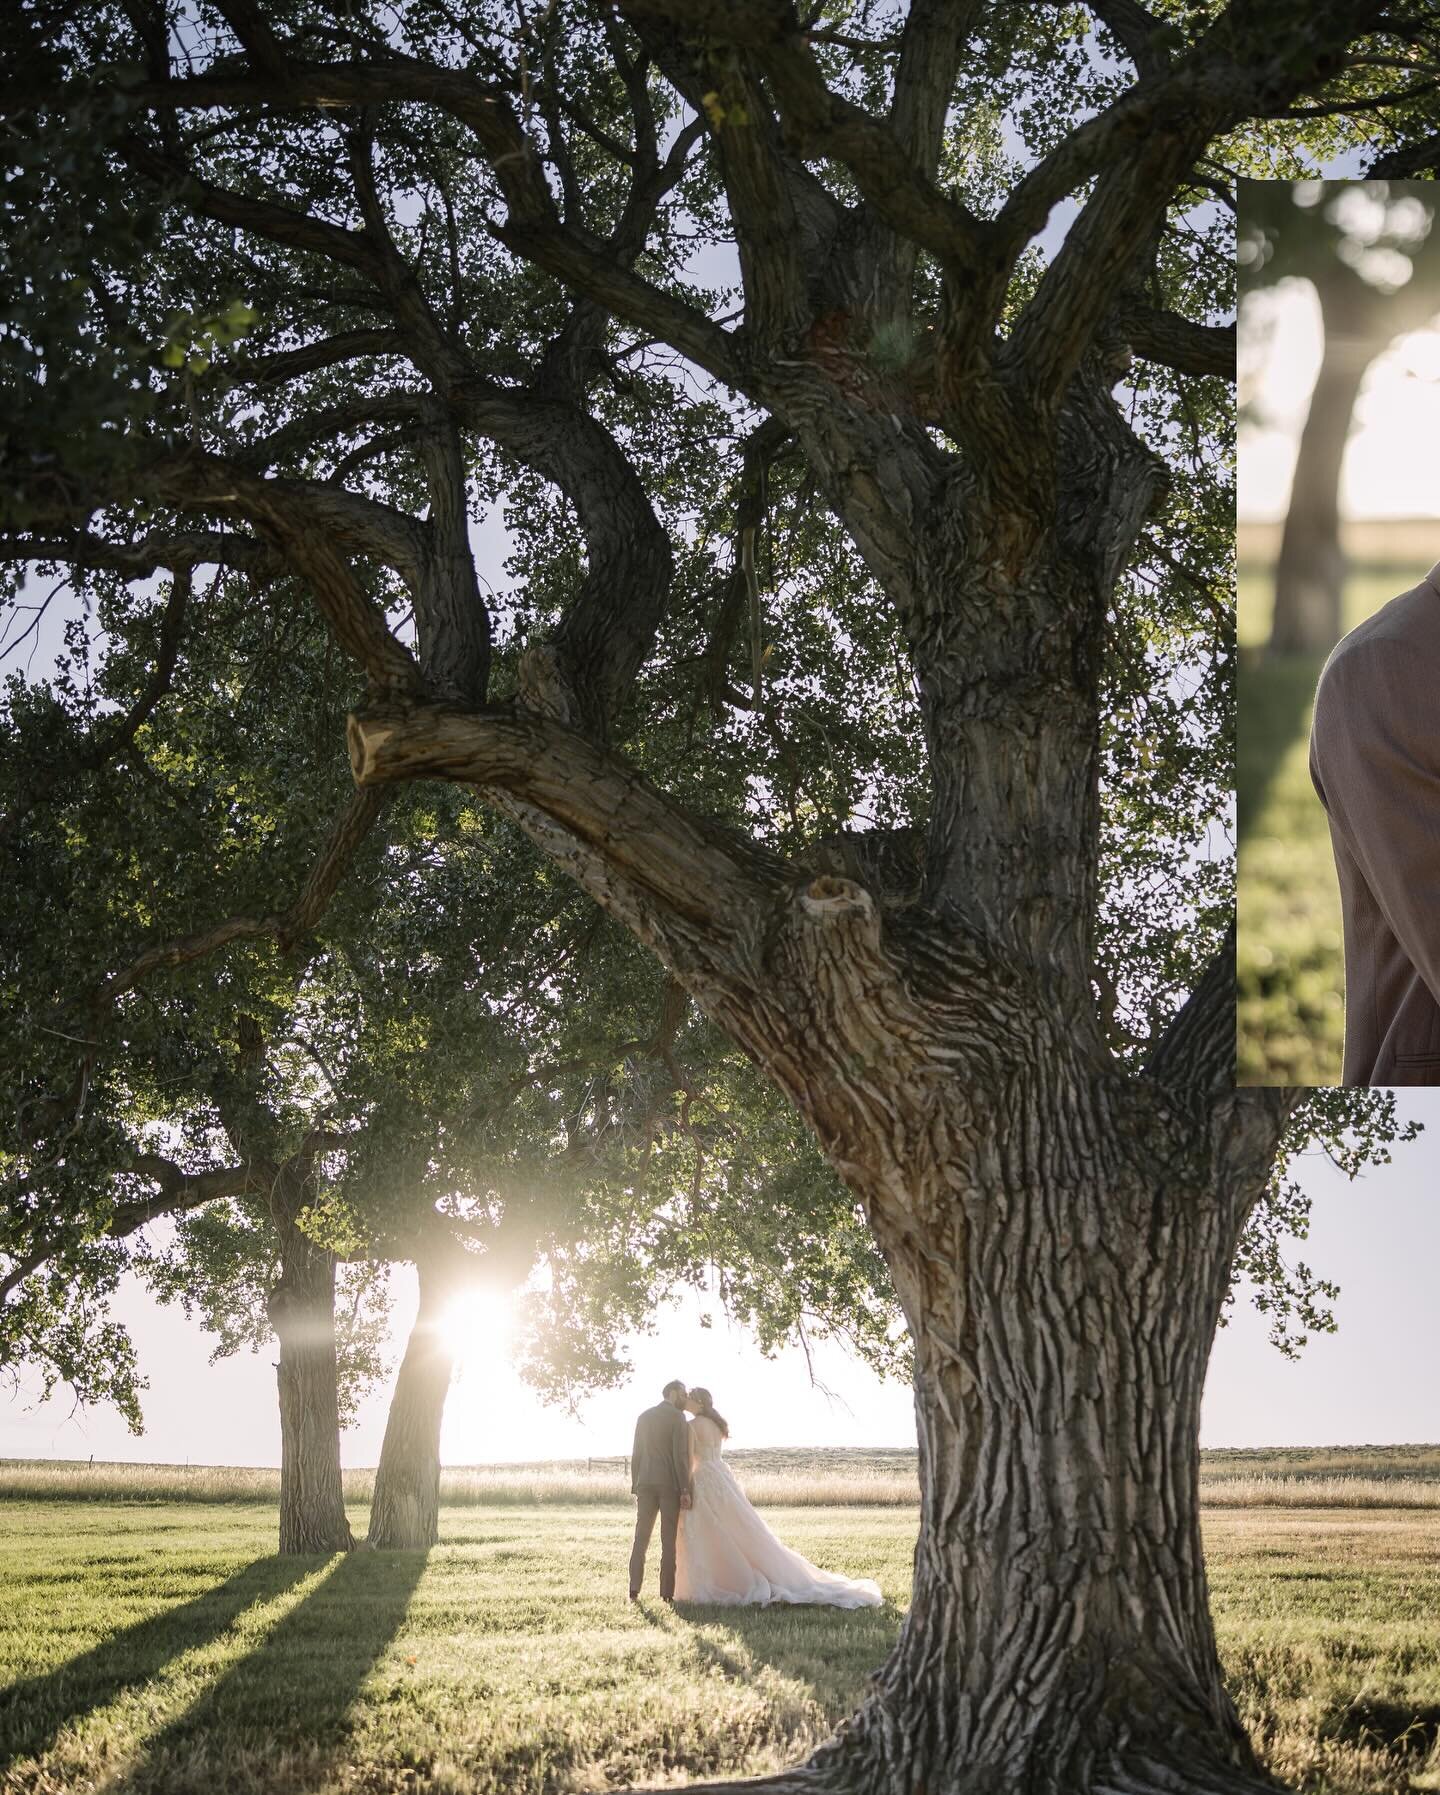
[440,1291,516,1368]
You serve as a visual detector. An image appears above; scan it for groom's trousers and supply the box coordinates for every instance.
[630,1486,682,1599]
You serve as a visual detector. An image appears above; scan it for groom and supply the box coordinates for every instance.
[1309,557,1440,1084]
[628,1379,693,1602]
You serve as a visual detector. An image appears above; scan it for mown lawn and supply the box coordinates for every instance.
[2,1500,1439,1794]
[1237,565,1428,1087]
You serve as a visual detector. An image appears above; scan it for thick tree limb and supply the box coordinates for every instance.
[1114,302,1236,378]
[618,14,835,350]
[451,378,674,736]
[1089,0,1175,78]
[134,453,429,697]
[617,0,990,279]
[1009,3,1376,400]
[121,136,380,275]
[890,0,985,180]
[1143,926,1237,1095]
[228,328,405,388]
[1368,130,1440,175]
[0,529,281,581]
[347,701,783,938]
[412,405,489,706]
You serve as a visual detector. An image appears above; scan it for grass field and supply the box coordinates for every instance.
[5,1444,1440,1509]
[1,1497,1438,1795]
[1237,559,1433,1086]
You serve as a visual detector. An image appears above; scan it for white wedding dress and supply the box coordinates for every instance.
[673,1416,883,1608]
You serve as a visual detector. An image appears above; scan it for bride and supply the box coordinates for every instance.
[673,1388,883,1608]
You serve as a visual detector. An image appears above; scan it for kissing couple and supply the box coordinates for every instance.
[628,1379,883,1608]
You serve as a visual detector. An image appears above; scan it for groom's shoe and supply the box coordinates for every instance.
[628,1590,640,1603]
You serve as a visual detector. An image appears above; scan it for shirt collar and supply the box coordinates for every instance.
[1426,559,1440,595]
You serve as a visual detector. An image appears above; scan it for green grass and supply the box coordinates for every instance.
[1236,563,1430,1086]
[2,1500,1439,1794]
[0,1500,905,1795]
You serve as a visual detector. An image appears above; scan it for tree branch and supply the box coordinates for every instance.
[0,1154,266,1304]
[890,0,986,179]
[619,0,991,278]
[346,699,783,960]
[1008,3,1376,402]
[1143,925,1236,1095]
[1114,302,1236,378]
[0,529,282,581]
[0,569,190,844]
[450,377,674,738]
[102,58,742,385]
[1089,1,1174,78]
[95,784,390,1010]
[228,328,405,388]
[1368,130,1440,175]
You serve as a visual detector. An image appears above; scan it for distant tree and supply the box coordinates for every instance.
[0,602,899,1551]
[3,1,1437,1788]
[1240,181,1440,655]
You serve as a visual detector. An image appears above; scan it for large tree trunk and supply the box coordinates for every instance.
[366,1253,457,1550]
[827,1121,1268,1794]
[659,1071,1278,1795]
[268,1205,354,1556]
[346,382,1287,1794]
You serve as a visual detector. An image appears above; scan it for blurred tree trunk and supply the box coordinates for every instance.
[1271,265,1438,656]
[1269,328,1372,654]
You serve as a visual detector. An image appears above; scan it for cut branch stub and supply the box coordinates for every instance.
[797,874,878,932]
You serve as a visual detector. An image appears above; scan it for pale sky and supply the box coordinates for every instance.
[1239,278,1440,523]
[5,1092,1437,1464]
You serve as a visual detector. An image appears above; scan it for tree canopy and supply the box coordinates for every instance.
[3,2,1438,1780]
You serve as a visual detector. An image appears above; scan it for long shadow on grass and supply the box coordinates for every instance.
[116,1548,427,1792]
[0,1555,314,1771]
[1236,650,1325,851]
[666,1596,904,1703]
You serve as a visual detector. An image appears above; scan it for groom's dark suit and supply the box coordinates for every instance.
[1310,559,1440,1085]
[628,1400,692,1600]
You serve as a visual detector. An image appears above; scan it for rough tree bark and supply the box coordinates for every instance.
[804,1082,1281,1795]
[365,1251,457,1551]
[269,1168,354,1557]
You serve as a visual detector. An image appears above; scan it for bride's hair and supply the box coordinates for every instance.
[689,1386,729,1438]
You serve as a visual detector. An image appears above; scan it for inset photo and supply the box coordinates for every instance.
[1238,181,1440,1087]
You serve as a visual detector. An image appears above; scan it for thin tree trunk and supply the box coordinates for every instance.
[268,1206,354,1557]
[366,1254,456,1550]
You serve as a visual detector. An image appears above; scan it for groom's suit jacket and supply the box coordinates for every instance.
[1309,560,1440,1085]
[630,1401,692,1496]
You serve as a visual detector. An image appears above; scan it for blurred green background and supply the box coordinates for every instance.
[1237,182,1440,1086]
[1238,528,1436,1085]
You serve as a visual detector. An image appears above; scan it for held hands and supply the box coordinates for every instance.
[680,1492,693,1510]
